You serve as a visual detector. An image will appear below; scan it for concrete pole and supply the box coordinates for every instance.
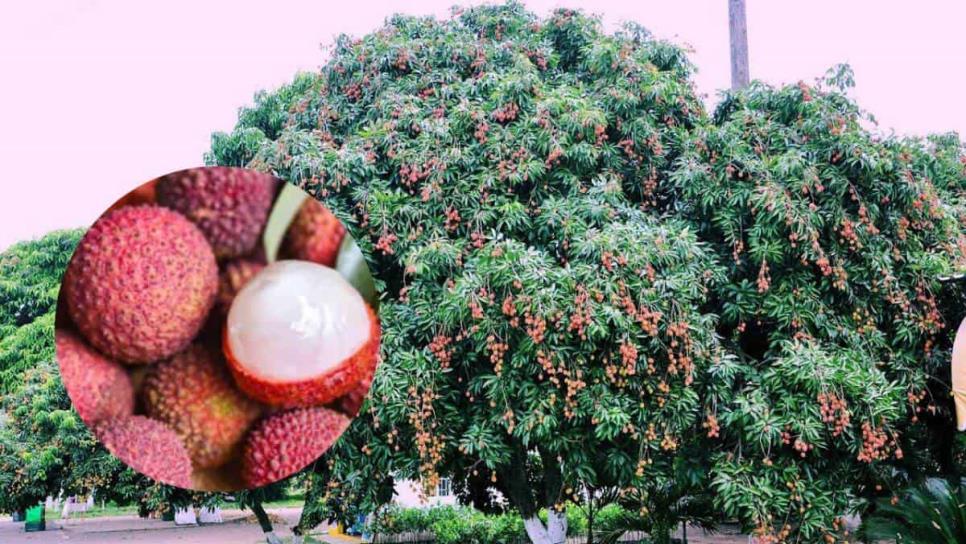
[729,0,750,89]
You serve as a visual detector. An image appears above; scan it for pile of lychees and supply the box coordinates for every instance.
[56,167,380,490]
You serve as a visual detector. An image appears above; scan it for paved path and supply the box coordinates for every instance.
[0,509,757,543]
[0,507,357,544]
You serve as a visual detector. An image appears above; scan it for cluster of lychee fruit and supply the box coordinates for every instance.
[56,167,380,490]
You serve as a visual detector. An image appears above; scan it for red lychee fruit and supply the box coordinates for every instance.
[223,260,380,408]
[281,198,346,267]
[332,379,369,417]
[56,329,134,425]
[142,344,262,468]
[156,167,278,259]
[63,205,218,364]
[330,352,379,416]
[94,416,193,488]
[216,259,266,315]
[240,407,349,488]
[107,179,157,212]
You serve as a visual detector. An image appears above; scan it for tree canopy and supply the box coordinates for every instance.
[208,3,966,543]
[210,2,966,542]
[0,230,119,513]
[209,3,731,542]
[1,3,964,544]
[0,231,222,515]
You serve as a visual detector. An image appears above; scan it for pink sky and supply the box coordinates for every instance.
[1,1,964,250]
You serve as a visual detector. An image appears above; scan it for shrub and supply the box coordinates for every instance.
[369,505,527,544]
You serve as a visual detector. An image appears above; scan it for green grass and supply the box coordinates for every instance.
[47,495,306,519]
[45,504,139,519]
[251,537,331,544]
[263,497,306,508]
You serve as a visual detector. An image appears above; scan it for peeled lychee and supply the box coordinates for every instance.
[332,379,370,417]
[63,205,218,364]
[216,259,266,315]
[281,198,346,267]
[56,329,134,424]
[142,344,261,469]
[156,167,278,259]
[240,407,349,488]
[331,352,379,416]
[224,260,380,408]
[95,416,193,488]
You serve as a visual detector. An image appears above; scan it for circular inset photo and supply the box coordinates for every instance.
[55,167,380,491]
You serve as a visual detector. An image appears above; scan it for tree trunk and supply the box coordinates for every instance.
[60,497,72,519]
[249,500,281,544]
[520,514,566,544]
[499,444,569,544]
[546,509,567,544]
[524,515,554,544]
[539,447,567,544]
[498,445,556,544]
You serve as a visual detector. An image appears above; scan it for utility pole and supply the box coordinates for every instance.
[729,0,750,89]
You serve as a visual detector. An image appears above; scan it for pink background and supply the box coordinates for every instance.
[1,1,963,250]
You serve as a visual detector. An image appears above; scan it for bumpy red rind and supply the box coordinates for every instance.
[56,329,135,425]
[94,415,193,488]
[224,304,380,409]
[216,259,266,315]
[63,205,218,364]
[241,407,349,488]
[142,344,262,469]
[281,198,347,267]
[331,351,380,416]
[156,167,277,259]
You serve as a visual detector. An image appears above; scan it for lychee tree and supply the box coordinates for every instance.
[669,71,966,542]
[208,3,966,543]
[210,3,722,543]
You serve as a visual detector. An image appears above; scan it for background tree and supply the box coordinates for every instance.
[0,231,229,519]
[0,230,112,514]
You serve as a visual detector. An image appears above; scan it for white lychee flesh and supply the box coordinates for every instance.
[226,260,371,382]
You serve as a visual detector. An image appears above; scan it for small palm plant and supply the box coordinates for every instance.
[861,478,966,544]
[596,471,718,544]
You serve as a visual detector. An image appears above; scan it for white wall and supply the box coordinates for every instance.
[392,479,458,508]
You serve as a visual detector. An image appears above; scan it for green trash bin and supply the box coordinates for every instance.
[24,505,45,532]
